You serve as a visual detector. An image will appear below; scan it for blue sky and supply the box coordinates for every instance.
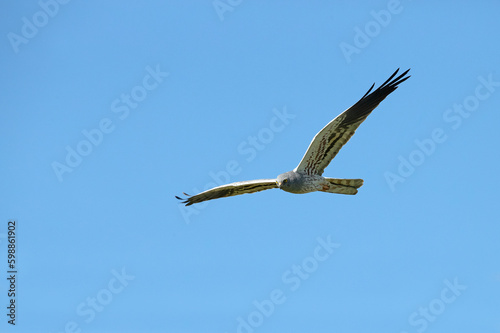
[1,1,500,332]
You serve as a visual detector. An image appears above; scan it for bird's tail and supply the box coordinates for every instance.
[321,178,364,195]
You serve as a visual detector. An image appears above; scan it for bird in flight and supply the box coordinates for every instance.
[177,68,410,206]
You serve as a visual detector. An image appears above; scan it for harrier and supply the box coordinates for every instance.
[177,69,410,206]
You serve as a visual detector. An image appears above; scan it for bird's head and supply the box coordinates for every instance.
[276,171,302,193]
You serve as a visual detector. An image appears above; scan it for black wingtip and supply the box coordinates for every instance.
[345,68,411,125]
[392,69,411,87]
[371,68,411,95]
[361,82,376,99]
[175,193,193,206]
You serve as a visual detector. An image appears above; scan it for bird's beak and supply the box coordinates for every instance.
[276,181,281,187]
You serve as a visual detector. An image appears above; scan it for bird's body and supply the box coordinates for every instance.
[276,171,363,195]
[177,69,410,206]
[276,171,324,194]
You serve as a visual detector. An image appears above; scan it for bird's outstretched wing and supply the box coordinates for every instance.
[294,68,410,176]
[176,179,278,206]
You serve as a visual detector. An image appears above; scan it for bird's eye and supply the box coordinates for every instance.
[283,179,288,183]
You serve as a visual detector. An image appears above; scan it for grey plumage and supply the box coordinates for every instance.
[177,68,410,206]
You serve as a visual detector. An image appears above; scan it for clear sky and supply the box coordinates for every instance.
[1,1,500,332]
